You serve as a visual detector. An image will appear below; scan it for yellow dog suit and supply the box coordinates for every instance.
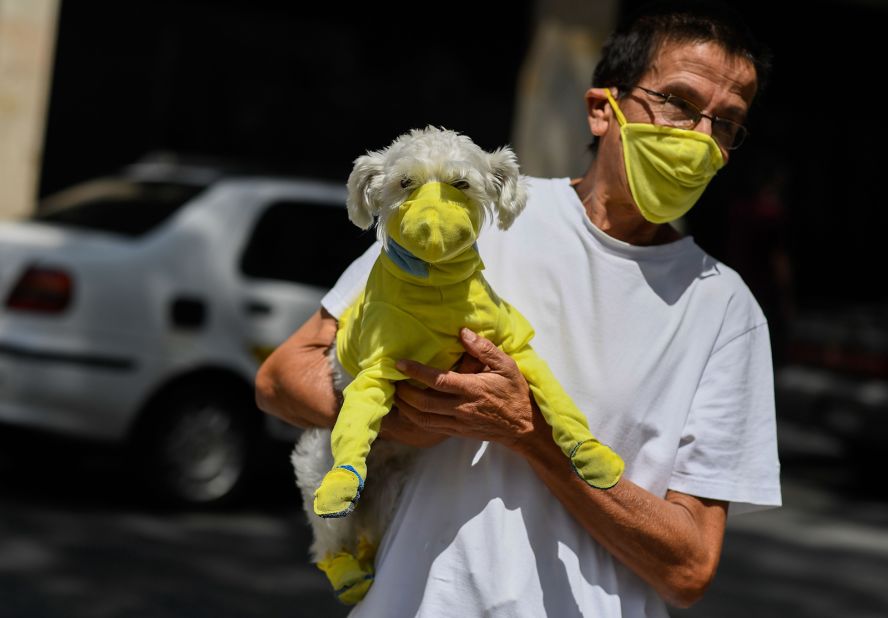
[313,182,625,521]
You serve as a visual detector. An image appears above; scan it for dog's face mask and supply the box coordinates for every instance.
[386,182,481,264]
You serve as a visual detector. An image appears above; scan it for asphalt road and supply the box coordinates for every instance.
[1,421,887,618]
[0,431,348,618]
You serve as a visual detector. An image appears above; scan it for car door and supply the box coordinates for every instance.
[237,197,376,366]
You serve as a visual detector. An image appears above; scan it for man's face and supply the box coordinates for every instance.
[616,39,758,164]
[586,39,758,221]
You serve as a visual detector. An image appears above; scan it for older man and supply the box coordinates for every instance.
[256,3,781,616]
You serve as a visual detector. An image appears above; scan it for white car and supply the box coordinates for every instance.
[0,158,374,505]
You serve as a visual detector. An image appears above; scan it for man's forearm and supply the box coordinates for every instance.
[255,308,446,448]
[392,330,729,608]
[514,417,727,608]
[255,308,340,428]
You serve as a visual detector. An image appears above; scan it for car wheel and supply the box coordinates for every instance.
[135,386,261,507]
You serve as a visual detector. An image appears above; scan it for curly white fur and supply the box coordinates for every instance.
[346,126,527,247]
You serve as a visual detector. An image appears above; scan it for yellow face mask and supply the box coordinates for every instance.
[605,89,725,224]
[387,182,481,263]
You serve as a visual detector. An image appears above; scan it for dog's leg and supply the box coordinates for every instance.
[314,364,398,517]
[293,428,374,604]
[511,346,624,489]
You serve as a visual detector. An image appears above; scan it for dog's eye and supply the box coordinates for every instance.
[452,180,470,190]
[400,178,413,189]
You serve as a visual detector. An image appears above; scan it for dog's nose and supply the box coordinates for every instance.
[417,220,433,241]
[396,200,476,264]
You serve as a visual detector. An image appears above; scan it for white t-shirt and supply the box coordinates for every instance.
[321,177,781,618]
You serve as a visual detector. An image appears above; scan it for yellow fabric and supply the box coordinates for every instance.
[314,182,624,517]
[388,182,482,263]
[512,347,624,488]
[606,89,725,224]
[313,466,362,517]
[356,535,378,566]
[316,550,374,605]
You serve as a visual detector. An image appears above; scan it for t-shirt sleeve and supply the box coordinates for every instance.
[668,322,782,516]
[320,241,381,319]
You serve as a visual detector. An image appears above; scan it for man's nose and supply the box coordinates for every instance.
[692,115,729,162]
[692,114,714,136]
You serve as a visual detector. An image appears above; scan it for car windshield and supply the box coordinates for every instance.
[34,179,205,237]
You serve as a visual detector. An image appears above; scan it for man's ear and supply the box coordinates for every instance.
[585,87,615,139]
[487,146,527,230]
[345,151,386,229]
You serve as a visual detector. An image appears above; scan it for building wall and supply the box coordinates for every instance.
[511,0,618,179]
[0,0,59,219]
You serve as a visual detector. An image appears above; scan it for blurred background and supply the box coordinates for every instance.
[1,0,886,616]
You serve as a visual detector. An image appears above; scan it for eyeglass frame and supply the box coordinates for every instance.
[631,85,749,150]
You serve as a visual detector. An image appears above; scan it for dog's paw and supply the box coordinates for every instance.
[569,439,625,490]
[316,551,375,605]
[314,466,364,518]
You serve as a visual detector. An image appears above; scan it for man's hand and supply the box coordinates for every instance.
[377,406,448,448]
[393,328,542,448]
[393,326,728,608]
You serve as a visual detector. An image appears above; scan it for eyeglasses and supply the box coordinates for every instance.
[634,86,749,150]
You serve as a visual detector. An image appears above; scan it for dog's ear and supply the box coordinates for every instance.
[487,146,528,230]
[346,151,386,229]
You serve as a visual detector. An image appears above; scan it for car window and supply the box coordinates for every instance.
[35,180,204,237]
[240,200,375,288]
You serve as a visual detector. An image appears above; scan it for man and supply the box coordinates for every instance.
[255,3,781,615]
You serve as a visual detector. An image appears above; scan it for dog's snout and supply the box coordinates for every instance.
[389,185,479,264]
[400,208,446,258]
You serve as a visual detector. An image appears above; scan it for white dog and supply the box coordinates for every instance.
[292,126,623,605]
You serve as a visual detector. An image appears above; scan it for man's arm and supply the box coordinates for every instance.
[255,307,341,429]
[254,307,447,448]
[518,425,726,608]
[393,328,727,608]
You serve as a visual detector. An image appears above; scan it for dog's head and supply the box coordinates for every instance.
[345,126,527,261]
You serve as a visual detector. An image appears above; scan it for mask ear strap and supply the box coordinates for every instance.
[605,89,628,127]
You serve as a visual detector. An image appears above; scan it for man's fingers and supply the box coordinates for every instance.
[396,359,466,394]
[455,351,487,374]
[395,381,460,416]
[459,328,517,373]
[399,399,461,433]
[379,407,448,448]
